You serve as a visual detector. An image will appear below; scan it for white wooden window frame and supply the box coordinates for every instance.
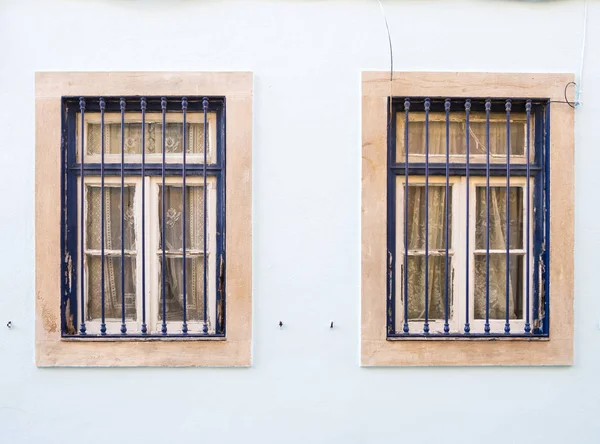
[395,175,534,335]
[77,175,217,336]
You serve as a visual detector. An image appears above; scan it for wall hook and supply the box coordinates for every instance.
[330,321,334,329]
[279,321,283,328]
[7,321,12,329]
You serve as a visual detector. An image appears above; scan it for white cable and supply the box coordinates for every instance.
[376,0,393,82]
[575,0,587,107]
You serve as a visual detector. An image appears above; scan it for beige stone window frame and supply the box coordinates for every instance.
[36,72,252,367]
[361,72,574,366]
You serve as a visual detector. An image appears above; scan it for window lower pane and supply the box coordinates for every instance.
[158,255,206,321]
[86,255,137,321]
[474,254,523,320]
[407,255,451,321]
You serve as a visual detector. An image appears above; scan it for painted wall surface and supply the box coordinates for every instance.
[0,0,598,442]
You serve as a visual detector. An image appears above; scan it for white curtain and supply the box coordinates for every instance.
[404,121,524,323]
[86,186,137,321]
[159,186,205,322]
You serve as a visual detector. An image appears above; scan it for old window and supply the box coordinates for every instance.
[361,72,574,366]
[66,96,222,337]
[390,98,546,337]
[36,72,252,366]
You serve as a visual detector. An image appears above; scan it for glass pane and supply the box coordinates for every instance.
[396,112,529,160]
[86,186,135,250]
[406,255,450,321]
[474,254,523,320]
[87,255,137,320]
[158,185,205,251]
[86,120,207,156]
[406,185,451,250]
[475,187,523,250]
[158,256,206,321]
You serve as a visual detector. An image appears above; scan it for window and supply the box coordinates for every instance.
[389,98,547,337]
[361,72,574,366]
[65,96,223,337]
[36,72,252,366]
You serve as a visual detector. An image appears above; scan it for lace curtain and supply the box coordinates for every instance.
[159,186,205,322]
[86,186,137,320]
[405,123,524,322]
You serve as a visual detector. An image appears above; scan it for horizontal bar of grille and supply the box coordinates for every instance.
[390,164,541,176]
[70,164,221,175]
[387,333,549,340]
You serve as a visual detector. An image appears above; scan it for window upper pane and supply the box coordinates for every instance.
[475,187,523,250]
[77,112,217,164]
[158,185,206,251]
[396,112,533,163]
[405,185,452,251]
[86,185,136,251]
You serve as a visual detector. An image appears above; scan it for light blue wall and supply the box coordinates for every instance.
[0,1,598,442]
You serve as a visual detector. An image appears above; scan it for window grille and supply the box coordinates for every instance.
[61,96,226,337]
[387,97,549,338]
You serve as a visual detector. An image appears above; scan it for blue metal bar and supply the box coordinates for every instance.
[525,100,532,334]
[99,98,106,335]
[464,99,471,334]
[505,99,512,334]
[403,98,410,334]
[79,98,86,335]
[119,98,127,335]
[484,99,491,334]
[140,98,147,334]
[181,98,188,334]
[444,98,450,334]
[202,97,209,334]
[423,98,430,335]
[161,98,167,335]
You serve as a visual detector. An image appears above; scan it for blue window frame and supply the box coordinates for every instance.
[60,96,226,338]
[387,97,550,338]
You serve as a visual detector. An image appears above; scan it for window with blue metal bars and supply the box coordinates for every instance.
[388,97,549,338]
[61,96,226,337]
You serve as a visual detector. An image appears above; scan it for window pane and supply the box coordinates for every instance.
[474,254,523,320]
[159,185,205,251]
[396,112,529,160]
[407,255,450,321]
[87,255,137,321]
[86,120,207,156]
[158,256,206,322]
[86,186,136,251]
[406,185,451,250]
[475,187,523,250]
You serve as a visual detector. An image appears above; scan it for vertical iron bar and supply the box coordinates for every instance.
[161,98,168,335]
[140,98,147,334]
[423,98,430,335]
[484,99,491,334]
[202,97,209,334]
[119,98,127,335]
[181,98,188,334]
[403,98,410,334]
[525,100,532,334]
[505,99,512,334]
[464,99,471,334]
[443,99,450,334]
[79,98,87,335]
[99,98,106,335]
